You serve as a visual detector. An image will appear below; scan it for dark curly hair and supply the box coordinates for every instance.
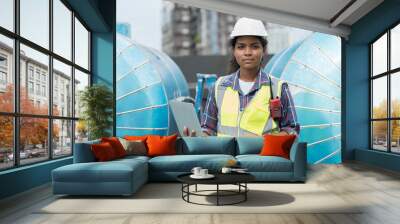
[227,36,268,74]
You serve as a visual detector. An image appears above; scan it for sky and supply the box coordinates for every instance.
[117,0,162,51]
[0,0,89,74]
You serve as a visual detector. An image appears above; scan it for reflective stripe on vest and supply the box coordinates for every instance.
[215,76,283,137]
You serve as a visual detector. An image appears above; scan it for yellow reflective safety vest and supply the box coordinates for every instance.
[215,75,283,137]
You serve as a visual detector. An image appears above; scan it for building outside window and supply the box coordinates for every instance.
[41,85,46,97]
[0,71,6,85]
[371,23,400,154]
[36,83,40,95]
[41,73,46,82]
[28,81,34,94]
[0,0,91,170]
[0,55,7,67]
[28,67,34,80]
[35,70,40,81]
[0,55,7,88]
[54,88,58,103]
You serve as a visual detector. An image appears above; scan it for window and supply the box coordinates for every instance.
[42,85,46,97]
[0,54,7,87]
[20,0,49,49]
[0,116,13,170]
[0,0,14,31]
[20,117,48,165]
[53,0,72,60]
[36,83,40,95]
[0,1,91,170]
[35,70,41,81]
[75,18,89,69]
[371,22,400,154]
[0,71,6,85]
[0,34,14,114]
[0,55,7,67]
[53,119,72,158]
[53,59,72,117]
[74,69,89,118]
[28,81,34,94]
[54,88,58,105]
[28,67,34,80]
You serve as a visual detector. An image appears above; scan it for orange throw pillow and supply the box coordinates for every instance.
[101,137,126,158]
[260,134,297,159]
[146,134,178,157]
[91,142,117,161]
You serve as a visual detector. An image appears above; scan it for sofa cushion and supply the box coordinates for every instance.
[236,155,293,172]
[148,154,235,172]
[178,137,235,155]
[115,155,150,164]
[236,137,263,155]
[52,159,147,183]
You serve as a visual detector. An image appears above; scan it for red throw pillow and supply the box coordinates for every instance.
[146,134,178,157]
[101,137,126,158]
[260,134,297,159]
[91,142,117,162]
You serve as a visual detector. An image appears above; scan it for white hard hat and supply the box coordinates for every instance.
[230,17,268,39]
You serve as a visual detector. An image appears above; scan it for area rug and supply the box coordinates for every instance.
[37,183,362,214]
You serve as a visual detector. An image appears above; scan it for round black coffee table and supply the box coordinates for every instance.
[177,173,255,206]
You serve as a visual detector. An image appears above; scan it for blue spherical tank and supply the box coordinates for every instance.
[116,34,189,136]
[263,33,341,164]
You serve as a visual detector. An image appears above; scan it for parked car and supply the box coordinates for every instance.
[7,150,32,160]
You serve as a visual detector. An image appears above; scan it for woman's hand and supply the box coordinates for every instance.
[182,126,212,137]
[183,126,199,137]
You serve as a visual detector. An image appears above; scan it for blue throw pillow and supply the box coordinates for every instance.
[73,139,100,163]
[236,137,264,155]
[178,137,235,155]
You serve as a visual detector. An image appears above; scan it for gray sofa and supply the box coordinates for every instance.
[52,136,307,196]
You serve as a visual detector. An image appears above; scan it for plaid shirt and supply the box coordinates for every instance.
[201,70,300,136]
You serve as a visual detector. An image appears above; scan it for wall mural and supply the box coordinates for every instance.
[263,33,341,164]
[116,31,341,164]
[116,33,189,137]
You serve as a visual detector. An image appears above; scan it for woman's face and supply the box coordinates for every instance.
[233,36,265,70]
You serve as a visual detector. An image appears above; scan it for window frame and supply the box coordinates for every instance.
[0,0,92,171]
[370,20,400,154]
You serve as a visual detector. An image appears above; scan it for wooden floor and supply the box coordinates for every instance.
[1,162,400,224]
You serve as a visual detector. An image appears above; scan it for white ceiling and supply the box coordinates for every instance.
[167,0,384,38]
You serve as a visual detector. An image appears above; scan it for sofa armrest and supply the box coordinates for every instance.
[290,142,307,181]
[73,142,98,163]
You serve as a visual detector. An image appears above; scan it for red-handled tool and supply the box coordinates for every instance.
[269,96,282,119]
